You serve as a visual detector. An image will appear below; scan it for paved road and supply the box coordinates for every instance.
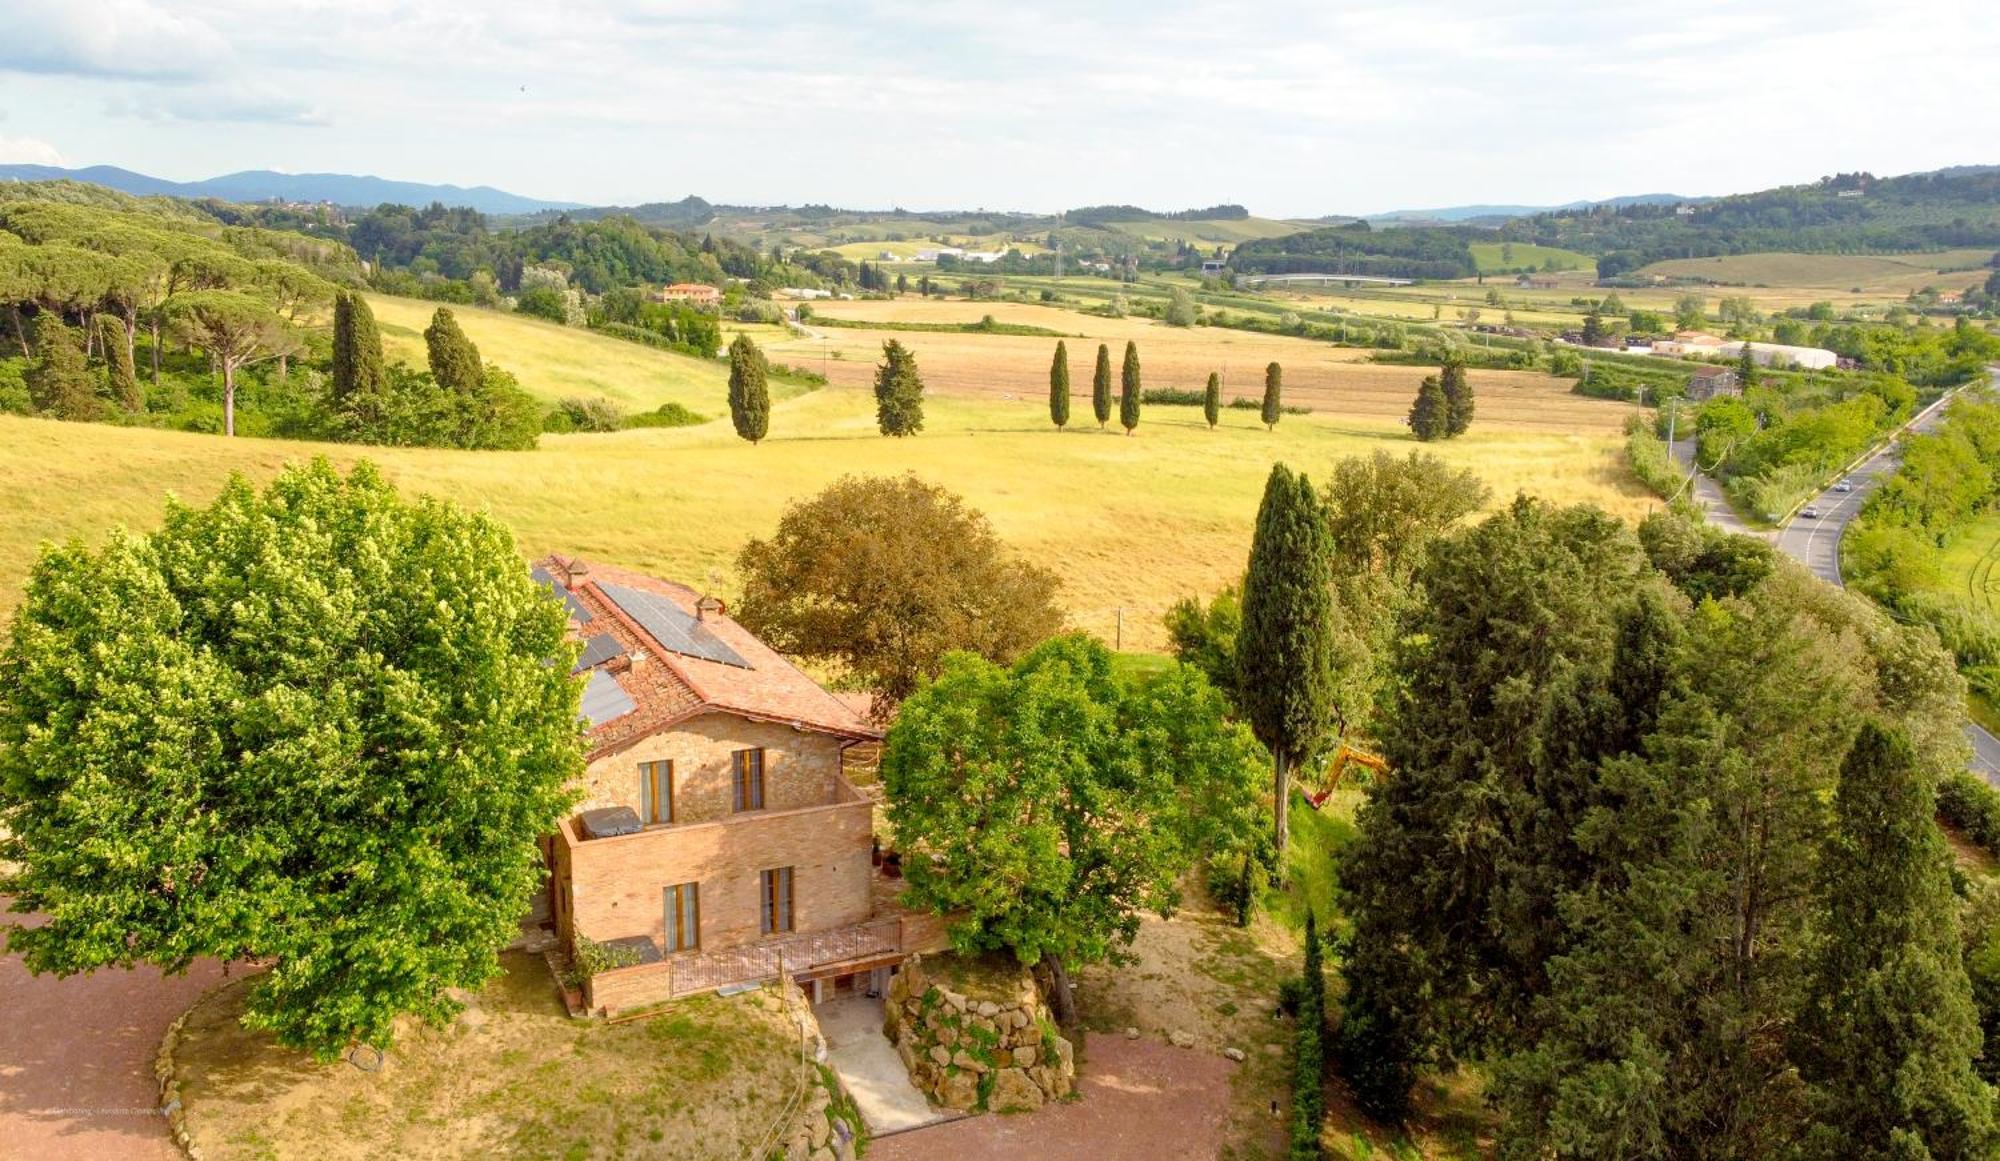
[1769,385,2000,782]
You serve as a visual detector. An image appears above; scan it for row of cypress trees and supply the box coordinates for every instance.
[1044,340,1287,434]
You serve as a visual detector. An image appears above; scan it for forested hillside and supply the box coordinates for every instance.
[1227,221,1481,279]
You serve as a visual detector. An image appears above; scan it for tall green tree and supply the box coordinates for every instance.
[874,339,925,436]
[1407,374,1449,441]
[1203,370,1221,429]
[727,332,770,444]
[97,315,140,412]
[424,307,483,397]
[1092,342,1113,429]
[1737,341,1758,390]
[1441,358,1474,436]
[25,319,100,421]
[166,290,295,437]
[1261,362,1282,431]
[0,460,582,1059]
[736,474,1061,716]
[1164,285,1197,327]
[330,291,393,442]
[1120,340,1141,434]
[1236,463,1337,863]
[1049,340,1071,431]
[883,635,1263,1025]
[1793,722,1995,1159]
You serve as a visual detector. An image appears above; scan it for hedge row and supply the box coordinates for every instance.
[1290,910,1327,1159]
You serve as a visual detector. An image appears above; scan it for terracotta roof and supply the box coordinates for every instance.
[1689,365,1734,381]
[535,555,878,759]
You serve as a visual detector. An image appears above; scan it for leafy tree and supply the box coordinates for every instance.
[1092,342,1112,428]
[1261,362,1282,431]
[0,460,582,1059]
[166,290,295,436]
[1793,722,1995,1158]
[1120,340,1141,434]
[883,635,1263,1025]
[1164,285,1197,327]
[1674,292,1707,331]
[329,291,393,442]
[1581,309,1604,347]
[424,307,483,397]
[1441,358,1474,436]
[1204,370,1221,429]
[735,474,1061,717]
[873,339,925,436]
[97,315,139,412]
[1236,463,1337,862]
[1049,340,1071,431]
[1164,584,1242,707]
[514,286,568,324]
[726,332,770,444]
[1406,374,1449,441]
[25,319,100,421]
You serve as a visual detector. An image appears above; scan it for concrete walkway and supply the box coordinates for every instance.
[815,994,950,1136]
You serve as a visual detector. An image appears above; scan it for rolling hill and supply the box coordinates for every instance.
[0,164,584,215]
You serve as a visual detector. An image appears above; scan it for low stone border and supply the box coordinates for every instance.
[156,974,254,1161]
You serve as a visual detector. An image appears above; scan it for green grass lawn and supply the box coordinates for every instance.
[365,293,731,412]
[1937,509,2000,614]
[1468,242,1596,275]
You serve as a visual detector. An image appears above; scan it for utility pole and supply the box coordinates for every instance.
[1115,606,1124,651]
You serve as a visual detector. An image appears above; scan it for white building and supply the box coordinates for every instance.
[1650,334,1837,371]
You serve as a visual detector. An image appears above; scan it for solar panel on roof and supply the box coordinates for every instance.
[573,633,623,672]
[597,581,752,670]
[579,668,636,726]
[530,566,592,624]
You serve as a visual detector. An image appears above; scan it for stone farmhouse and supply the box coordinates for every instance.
[532,556,950,1013]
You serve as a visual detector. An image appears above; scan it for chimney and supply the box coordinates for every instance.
[626,649,647,672]
[566,558,591,589]
[696,594,724,622]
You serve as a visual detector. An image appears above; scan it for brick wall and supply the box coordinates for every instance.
[581,711,845,823]
[561,790,874,953]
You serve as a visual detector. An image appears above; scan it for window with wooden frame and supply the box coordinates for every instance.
[663,882,700,952]
[639,760,674,825]
[760,867,794,935]
[732,748,766,812]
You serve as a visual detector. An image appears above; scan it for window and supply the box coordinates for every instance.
[664,882,700,952]
[732,748,766,812]
[760,867,794,935]
[640,760,674,825]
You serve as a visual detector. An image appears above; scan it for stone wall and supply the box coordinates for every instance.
[882,954,1075,1114]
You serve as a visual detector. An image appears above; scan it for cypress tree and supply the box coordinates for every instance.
[98,315,140,412]
[26,320,101,421]
[1441,358,1474,436]
[1795,721,1996,1158]
[727,333,770,444]
[1119,341,1141,434]
[1092,343,1112,429]
[874,339,925,436]
[1737,341,1757,390]
[1261,361,1282,431]
[424,308,483,397]
[1236,463,1336,864]
[1407,375,1449,441]
[1204,370,1221,429]
[1049,340,1071,431]
[330,292,393,442]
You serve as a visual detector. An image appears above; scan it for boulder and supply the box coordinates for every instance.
[1053,1035,1075,1074]
[895,1038,918,1072]
[809,1110,831,1150]
[938,1068,980,1111]
[1125,1026,1140,1040]
[1169,1029,1196,1049]
[977,1000,1000,1018]
[951,1048,987,1073]
[1014,1044,1038,1069]
[928,1044,951,1067]
[989,1067,1046,1113]
[1223,1046,1247,1063]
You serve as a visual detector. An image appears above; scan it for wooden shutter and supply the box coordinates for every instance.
[761,866,793,935]
[664,883,699,952]
[734,749,766,811]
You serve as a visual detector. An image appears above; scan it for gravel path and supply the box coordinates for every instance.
[868,1036,1237,1161]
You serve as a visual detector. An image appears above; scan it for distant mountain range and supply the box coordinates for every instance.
[0,164,585,215]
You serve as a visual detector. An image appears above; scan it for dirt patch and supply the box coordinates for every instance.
[868,1036,1235,1161]
[174,951,806,1160]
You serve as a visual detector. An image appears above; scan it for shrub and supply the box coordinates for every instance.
[1939,771,2000,861]
[543,396,625,433]
[562,935,643,988]
[1290,910,1327,1159]
[1229,396,1310,415]
[621,402,708,429]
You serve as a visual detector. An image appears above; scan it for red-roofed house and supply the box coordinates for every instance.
[656,282,721,306]
[533,556,949,1012]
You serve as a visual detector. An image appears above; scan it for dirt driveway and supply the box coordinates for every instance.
[0,907,224,1161]
[868,1035,1237,1161]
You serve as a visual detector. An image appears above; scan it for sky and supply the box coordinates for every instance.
[2,0,1997,218]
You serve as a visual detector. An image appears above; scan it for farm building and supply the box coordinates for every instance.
[1515,274,1559,289]
[1685,365,1742,401]
[1201,259,1227,275]
[1651,334,1837,370]
[533,556,950,1015]
[657,282,721,306]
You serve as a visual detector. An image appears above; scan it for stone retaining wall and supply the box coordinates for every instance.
[881,954,1074,1114]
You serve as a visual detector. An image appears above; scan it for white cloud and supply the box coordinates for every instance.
[0,0,232,81]
[0,134,67,166]
[106,84,330,127]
